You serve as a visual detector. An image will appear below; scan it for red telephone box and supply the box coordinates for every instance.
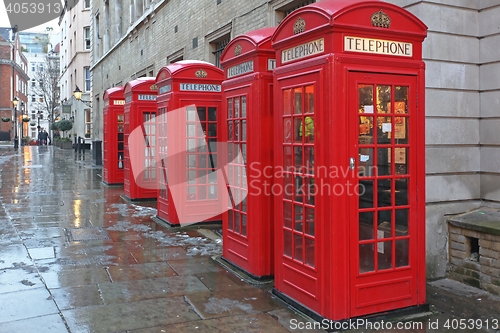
[155,61,224,226]
[220,28,276,279]
[123,78,158,201]
[271,0,427,321]
[103,86,126,185]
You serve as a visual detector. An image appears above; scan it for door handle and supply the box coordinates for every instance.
[349,157,355,170]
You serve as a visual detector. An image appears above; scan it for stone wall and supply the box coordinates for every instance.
[448,223,500,295]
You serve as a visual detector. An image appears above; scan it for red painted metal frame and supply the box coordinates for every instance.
[123,78,159,201]
[271,0,427,321]
[220,27,276,279]
[103,86,125,185]
[155,61,224,226]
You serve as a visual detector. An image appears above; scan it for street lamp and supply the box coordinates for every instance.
[20,102,26,146]
[12,97,18,149]
[74,86,92,106]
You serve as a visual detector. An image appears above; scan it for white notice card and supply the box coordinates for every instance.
[364,105,374,114]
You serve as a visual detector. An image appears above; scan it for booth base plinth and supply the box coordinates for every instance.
[103,181,124,187]
[120,194,157,203]
[152,215,222,230]
[272,288,430,330]
[214,255,273,285]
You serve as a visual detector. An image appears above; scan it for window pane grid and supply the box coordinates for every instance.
[227,96,248,237]
[282,85,315,268]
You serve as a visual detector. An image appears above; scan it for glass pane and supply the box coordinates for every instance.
[227,99,233,119]
[395,117,408,144]
[284,118,292,143]
[235,121,239,141]
[395,86,408,114]
[241,193,247,212]
[377,85,391,114]
[284,202,292,229]
[359,243,375,273]
[283,146,292,170]
[305,237,315,268]
[304,116,314,143]
[284,230,293,257]
[187,124,196,137]
[358,84,373,114]
[294,233,303,263]
[198,123,206,137]
[234,212,240,233]
[118,142,124,151]
[359,211,374,241]
[303,177,315,206]
[228,210,233,230]
[395,238,409,267]
[241,214,247,236]
[359,148,374,177]
[294,146,303,171]
[187,107,196,121]
[197,107,206,122]
[283,89,291,115]
[187,186,196,200]
[294,204,303,232]
[377,148,392,176]
[293,118,302,143]
[395,209,409,236]
[378,179,392,208]
[395,178,408,206]
[377,210,392,239]
[294,175,303,203]
[305,85,314,114]
[234,97,240,118]
[187,171,196,185]
[378,241,393,270]
[293,87,302,114]
[187,139,196,151]
[198,185,207,200]
[241,96,247,117]
[305,206,314,236]
[359,116,373,145]
[228,121,233,141]
[284,173,292,201]
[187,155,196,169]
[304,147,314,174]
[207,123,217,137]
[359,180,374,209]
[241,144,247,164]
[208,107,217,121]
[395,148,408,175]
[197,154,207,169]
[241,120,247,141]
[377,116,392,145]
[118,133,124,141]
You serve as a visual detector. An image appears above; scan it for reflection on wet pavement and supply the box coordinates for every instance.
[0,146,317,332]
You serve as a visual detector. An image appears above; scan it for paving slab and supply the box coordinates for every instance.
[62,296,201,333]
[0,314,69,333]
[0,288,59,323]
[167,256,226,276]
[50,285,105,310]
[98,275,210,304]
[39,266,111,289]
[106,262,177,282]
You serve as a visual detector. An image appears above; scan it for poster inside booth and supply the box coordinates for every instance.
[271,0,427,321]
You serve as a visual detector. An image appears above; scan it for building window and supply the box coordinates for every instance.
[31,63,35,71]
[271,0,315,26]
[206,23,231,70]
[85,109,92,137]
[39,97,43,102]
[32,95,35,102]
[38,63,43,71]
[84,0,90,9]
[84,67,91,92]
[83,27,90,50]
[212,38,229,69]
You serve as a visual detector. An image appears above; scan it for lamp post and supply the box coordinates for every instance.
[20,102,26,146]
[37,111,42,145]
[12,97,18,149]
[74,86,92,106]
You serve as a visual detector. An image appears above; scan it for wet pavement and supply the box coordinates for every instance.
[0,146,499,333]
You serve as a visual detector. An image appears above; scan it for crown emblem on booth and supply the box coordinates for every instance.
[195,69,208,78]
[293,17,306,34]
[371,10,391,28]
[234,44,242,56]
[150,84,158,91]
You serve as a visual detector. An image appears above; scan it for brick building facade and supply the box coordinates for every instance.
[0,32,29,141]
[90,0,500,280]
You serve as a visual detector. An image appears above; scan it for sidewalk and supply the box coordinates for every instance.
[0,146,499,333]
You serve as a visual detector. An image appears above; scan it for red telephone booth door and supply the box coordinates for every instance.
[349,72,419,317]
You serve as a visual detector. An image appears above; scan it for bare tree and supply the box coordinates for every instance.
[32,49,60,137]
